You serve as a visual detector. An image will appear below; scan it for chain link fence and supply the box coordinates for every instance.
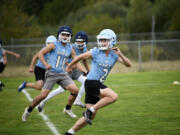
[1,32,180,76]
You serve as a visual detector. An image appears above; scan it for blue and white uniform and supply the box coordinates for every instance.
[43,42,74,90]
[34,35,57,81]
[87,47,118,83]
[48,41,72,73]
[85,47,118,104]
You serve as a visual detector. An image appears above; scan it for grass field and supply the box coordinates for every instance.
[0,71,180,135]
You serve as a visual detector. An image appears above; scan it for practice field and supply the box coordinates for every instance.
[0,71,180,135]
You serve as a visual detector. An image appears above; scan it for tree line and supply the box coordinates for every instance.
[0,0,179,43]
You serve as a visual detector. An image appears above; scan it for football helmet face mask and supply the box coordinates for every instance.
[97,29,116,50]
[57,26,72,44]
[46,35,57,46]
[74,31,88,49]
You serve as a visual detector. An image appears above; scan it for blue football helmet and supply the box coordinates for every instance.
[97,29,116,50]
[74,31,88,49]
[46,35,57,45]
[57,26,72,43]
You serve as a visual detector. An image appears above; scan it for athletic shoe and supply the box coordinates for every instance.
[37,102,44,112]
[74,101,86,108]
[18,81,27,92]
[64,132,73,135]
[83,109,93,125]
[63,108,77,118]
[22,107,30,122]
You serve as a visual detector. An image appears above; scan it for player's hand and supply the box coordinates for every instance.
[66,65,72,73]
[29,67,34,73]
[15,54,20,59]
[45,64,51,70]
[112,47,121,55]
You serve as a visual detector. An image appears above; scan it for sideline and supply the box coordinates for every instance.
[22,89,61,135]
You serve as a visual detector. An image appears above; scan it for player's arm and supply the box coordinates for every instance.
[29,52,39,72]
[112,47,132,67]
[76,61,87,73]
[66,51,92,73]
[38,43,55,70]
[5,50,20,59]
[82,59,90,73]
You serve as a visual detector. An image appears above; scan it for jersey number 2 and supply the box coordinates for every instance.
[100,69,108,82]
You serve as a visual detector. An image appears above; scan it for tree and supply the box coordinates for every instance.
[0,0,43,42]
[127,0,152,33]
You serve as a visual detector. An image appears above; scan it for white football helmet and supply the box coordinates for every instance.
[97,29,116,50]
[46,35,57,45]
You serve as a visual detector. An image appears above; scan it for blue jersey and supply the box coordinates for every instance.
[36,48,48,69]
[87,47,118,83]
[48,41,72,73]
[0,48,5,62]
[67,44,88,63]
[36,35,57,69]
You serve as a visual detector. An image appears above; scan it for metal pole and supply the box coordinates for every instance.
[138,41,142,71]
[151,15,155,61]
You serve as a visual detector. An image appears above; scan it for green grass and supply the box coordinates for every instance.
[0,71,180,135]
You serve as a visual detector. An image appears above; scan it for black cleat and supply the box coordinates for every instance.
[82,109,93,125]
[64,132,73,135]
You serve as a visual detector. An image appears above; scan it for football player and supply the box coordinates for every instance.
[64,29,132,135]
[18,35,57,91]
[0,39,20,90]
[37,31,90,112]
[21,26,79,121]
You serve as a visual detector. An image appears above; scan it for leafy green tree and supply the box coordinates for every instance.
[154,0,180,31]
[0,0,43,42]
[72,14,125,35]
[127,0,152,33]
[39,0,85,25]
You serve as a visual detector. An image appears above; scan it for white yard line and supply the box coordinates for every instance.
[22,89,61,135]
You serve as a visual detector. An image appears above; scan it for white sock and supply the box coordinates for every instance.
[89,107,95,113]
[68,128,75,134]
[77,75,86,84]
[42,86,65,104]
[74,75,86,103]
[74,84,85,103]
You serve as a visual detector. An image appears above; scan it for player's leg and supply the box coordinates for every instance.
[38,85,65,112]
[65,104,96,135]
[22,89,50,121]
[0,62,6,73]
[18,66,45,92]
[0,63,5,90]
[61,76,79,118]
[93,87,118,110]
[26,80,44,90]
[22,71,55,121]
[74,75,86,107]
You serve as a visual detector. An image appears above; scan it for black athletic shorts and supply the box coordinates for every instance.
[85,80,107,104]
[34,66,46,81]
[0,62,6,73]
